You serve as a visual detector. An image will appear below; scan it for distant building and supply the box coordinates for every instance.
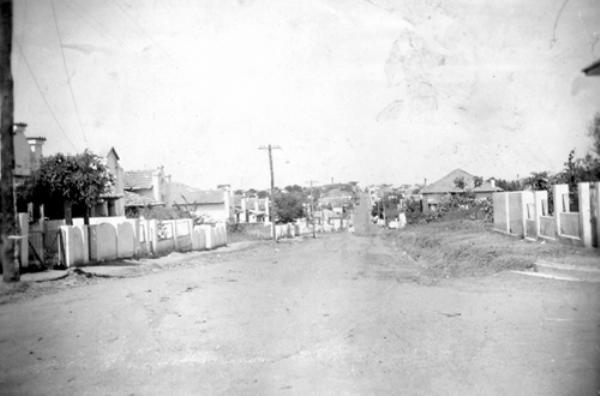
[123,167,171,214]
[318,188,353,213]
[168,182,232,223]
[421,168,502,213]
[93,147,125,217]
[11,122,46,179]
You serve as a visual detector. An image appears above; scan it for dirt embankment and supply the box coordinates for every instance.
[384,220,600,279]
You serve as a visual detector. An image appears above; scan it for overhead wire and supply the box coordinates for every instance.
[49,0,89,147]
[15,40,78,151]
[110,0,179,68]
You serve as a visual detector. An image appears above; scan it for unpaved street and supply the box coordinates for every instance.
[1,203,599,395]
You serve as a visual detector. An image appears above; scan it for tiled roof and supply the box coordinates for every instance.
[473,181,503,193]
[421,169,475,194]
[124,191,163,207]
[124,170,153,190]
[421,169,503,194]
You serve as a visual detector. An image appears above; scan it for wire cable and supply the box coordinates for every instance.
[15,40,78,151]
[49,0,88,147]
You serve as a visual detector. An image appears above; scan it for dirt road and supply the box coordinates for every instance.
[1,199,599,395]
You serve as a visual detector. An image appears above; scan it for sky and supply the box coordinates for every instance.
[12,0,600,190]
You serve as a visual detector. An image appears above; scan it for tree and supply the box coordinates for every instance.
[454,176,465,190]
[284,184,303,193]
[473,176,483,188]
[22,150,113,225]
[273,191,305,223]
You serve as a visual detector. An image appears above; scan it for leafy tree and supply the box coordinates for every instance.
[21,150,113,225]
[454,176,465,190]
[473,176,483,188]
[284,184,303,193]
[494,178,521,191]
[274,191,305,223]
[257,190,269,199]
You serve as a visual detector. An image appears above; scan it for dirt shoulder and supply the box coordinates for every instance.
[384,219,600,279]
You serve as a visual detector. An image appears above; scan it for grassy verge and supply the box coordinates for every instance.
[384,219,600,279]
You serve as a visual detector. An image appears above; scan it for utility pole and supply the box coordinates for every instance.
[306,180,318,239]
[258,144,281,242]
[0,0,18,282]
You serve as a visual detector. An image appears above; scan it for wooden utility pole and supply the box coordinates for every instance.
[306,180,318,239]
[0,0,18,282]
[258,144,281,242]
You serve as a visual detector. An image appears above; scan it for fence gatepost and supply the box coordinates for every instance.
[149,219,158,255]
[578,182,592,247]
[533,190,547,239]
[553,184,569,237]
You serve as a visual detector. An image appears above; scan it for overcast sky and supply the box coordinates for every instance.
[12,0,600,189]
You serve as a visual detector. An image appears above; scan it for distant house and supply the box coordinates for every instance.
[169,182,232,223]
[93,147,125,217]
[123,167,171,211]
[319,188,353,214]
[12,122,45,180]
[421,168,502,213]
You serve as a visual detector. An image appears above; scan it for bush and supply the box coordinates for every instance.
[405,195,493,224]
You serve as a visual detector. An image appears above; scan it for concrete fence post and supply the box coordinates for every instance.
[533,190,547,239]
[578,182,592,247]
[173,220,179,251]
[553,184,569,237]
[149,219,158,255]
[520,192,528,239]
[17,213,29,268]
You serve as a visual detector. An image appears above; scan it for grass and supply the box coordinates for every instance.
[384,219,600,279]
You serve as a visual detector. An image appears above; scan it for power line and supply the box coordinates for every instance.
[110,0,178,68]
[63,0,128,49]
[15,40,78,151]
[49,0,88,147]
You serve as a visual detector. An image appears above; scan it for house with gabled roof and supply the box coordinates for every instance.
[168,182,232,223]
[123,166,171,212]
[421,168,502,213]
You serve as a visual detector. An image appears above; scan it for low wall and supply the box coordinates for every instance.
[60,226,87,267]
[48,217,228,266]
[508,192,524,236]
[525,219,536,239]
[89,223,118,262]
[559,212,580,238]
[117,222,137,258]
[539,216,556,239]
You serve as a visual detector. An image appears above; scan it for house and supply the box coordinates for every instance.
[123,166,171,212]
[11,122,45,180]
[318,188,353,214]
[421,168,502,213]
[168,182,232,223]
[92,147,125,217]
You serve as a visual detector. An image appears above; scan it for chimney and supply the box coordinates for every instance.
[423,178,427,186]
[13,123,31,176]
[490,179,496,188]
[152,167,162,203]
